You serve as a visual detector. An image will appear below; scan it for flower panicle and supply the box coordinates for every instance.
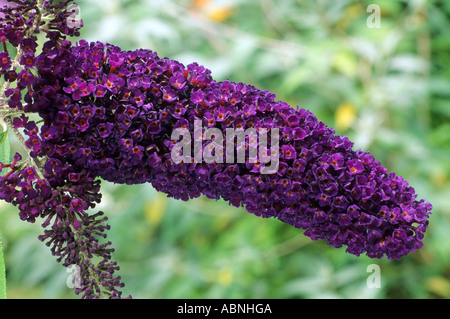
[0,133,127,298]
[38,210,129,299]
[24,38,432,260]
[0,1,127,297]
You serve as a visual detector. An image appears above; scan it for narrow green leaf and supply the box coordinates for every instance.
[0,131,7,145]
[0,130,10,175]
[0,129,9,299]
[0,233,6,299]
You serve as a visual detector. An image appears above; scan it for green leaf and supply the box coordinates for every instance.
[0,130,10,175]
[0,130,9,153]
[0,130,7,146]
[0,129,9,299]
[0,233,6,299]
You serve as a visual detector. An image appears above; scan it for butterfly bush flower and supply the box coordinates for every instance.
[26,38,432,260]
[0,0,433,300]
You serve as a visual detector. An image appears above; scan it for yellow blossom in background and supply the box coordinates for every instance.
[217,267,233,287]
[431,168,448,188]
[335,102,357,131]
[144,193,168,226]
[193,0,234,22]
[426,276,450,298]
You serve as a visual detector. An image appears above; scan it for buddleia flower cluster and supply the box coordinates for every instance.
[0,0,126,299]
[0,0,432,299]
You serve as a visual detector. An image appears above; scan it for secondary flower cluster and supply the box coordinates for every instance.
[1,1,127,299]
[1,90,127,300]
[38,210,125,298]
[26,39,432,260]
[0,144,124,298]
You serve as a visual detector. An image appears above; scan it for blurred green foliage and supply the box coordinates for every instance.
[1,0,449,299]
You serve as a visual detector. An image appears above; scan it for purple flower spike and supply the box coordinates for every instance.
[27,39,432,260]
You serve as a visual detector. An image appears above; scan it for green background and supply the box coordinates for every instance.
[0,0,449,299]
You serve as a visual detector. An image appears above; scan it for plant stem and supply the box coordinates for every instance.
[0,233,6,299]
[72,225,107,299]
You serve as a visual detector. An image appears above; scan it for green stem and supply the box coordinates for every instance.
[0,233,6,299]
[72,225,107,299]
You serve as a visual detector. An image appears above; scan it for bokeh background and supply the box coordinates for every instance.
[1,0,449,299]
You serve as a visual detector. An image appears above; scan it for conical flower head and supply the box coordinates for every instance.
[28,39,432,260]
